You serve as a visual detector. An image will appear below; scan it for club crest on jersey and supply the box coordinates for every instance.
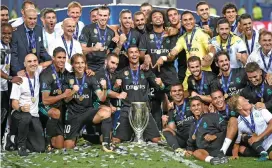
[254,112,260,118]
[191,79,196,87]
[166,39,170,43]
[124,71,129,76]
[132,38,136,44]
[235,77,241,84]
[267,89,272,95]
[203,122,208,129]
[94,28,98,34]
[141,73,145,79]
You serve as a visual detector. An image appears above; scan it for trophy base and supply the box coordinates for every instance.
[132,133,145,144]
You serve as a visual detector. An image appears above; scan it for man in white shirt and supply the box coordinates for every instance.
[1,23,22,142]
[4,54,51,156]
[54,1,84,40]
[228,95,272,161]
[209,18,248,68]
[40,8,58,52]
[49,18,83,72]
[239,14,260,55]
[247,30,272,74]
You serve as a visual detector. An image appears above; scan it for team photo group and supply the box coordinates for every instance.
[0,0,272,166]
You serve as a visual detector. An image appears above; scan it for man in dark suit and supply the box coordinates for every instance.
[10,8,51,76]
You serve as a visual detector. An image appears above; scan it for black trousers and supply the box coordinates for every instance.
[10,111,45,152]
[1,90,9,141]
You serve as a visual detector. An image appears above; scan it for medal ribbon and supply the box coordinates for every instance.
[61,35,73,59]
[1,42,9,65]
[221,71,232,94]
[51,65,62,91]
[130,67,140,85]
[25,72,36,98]
[105,69,112,89]
[255,82,264,101]
[245,30,256,54]
[118,29,132,51]
[193,117,203,136]
[240,112,255,133]
[196,72,205,95]
[27,30,36,51]
[199,19,210,28]
[179,27,185,36]
[260,50,272,72]
[231,21,238,32]
[73,23,79,40]
[175,101,187,121]
[154,32,164,50]
[185,29,196,52]
[75,73,86,96]
[96,24,108,46]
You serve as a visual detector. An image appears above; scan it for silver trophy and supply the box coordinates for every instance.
[129,102,149,143]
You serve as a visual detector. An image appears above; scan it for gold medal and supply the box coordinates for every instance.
[224,93,228,99]
[192,134,196,140]
[5,64,10,70]
[31,97,36,103]
[67,59,71,64]
[57,89,62,95]
[32,48,36,53]
[261,98,264,103]
[79,96,84,101]
[252,133,257,136]
[191,79,195,86]
[69,79,74,85]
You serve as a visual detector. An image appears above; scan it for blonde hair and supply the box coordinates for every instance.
[67,1,82,12]
[227,94,240,112]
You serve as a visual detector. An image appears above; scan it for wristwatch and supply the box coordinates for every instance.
[8,76,12,82]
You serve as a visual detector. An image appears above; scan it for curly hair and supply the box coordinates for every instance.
[146,9,168,29]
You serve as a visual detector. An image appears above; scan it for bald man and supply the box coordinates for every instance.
[11,0,36,28]
[4,54,51,156]
[10,8,51,76]
[48,18,82,72]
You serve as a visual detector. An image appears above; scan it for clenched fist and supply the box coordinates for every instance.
[100,79,107,89]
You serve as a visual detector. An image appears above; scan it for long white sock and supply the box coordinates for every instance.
[10,135,15,143]
[205,156,213,163]
[220,138,232,154]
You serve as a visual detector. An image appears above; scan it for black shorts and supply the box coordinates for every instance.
[174,131,189,148]
[113,107,160,142]
[64,108,98,140]
[39,104,64,137]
